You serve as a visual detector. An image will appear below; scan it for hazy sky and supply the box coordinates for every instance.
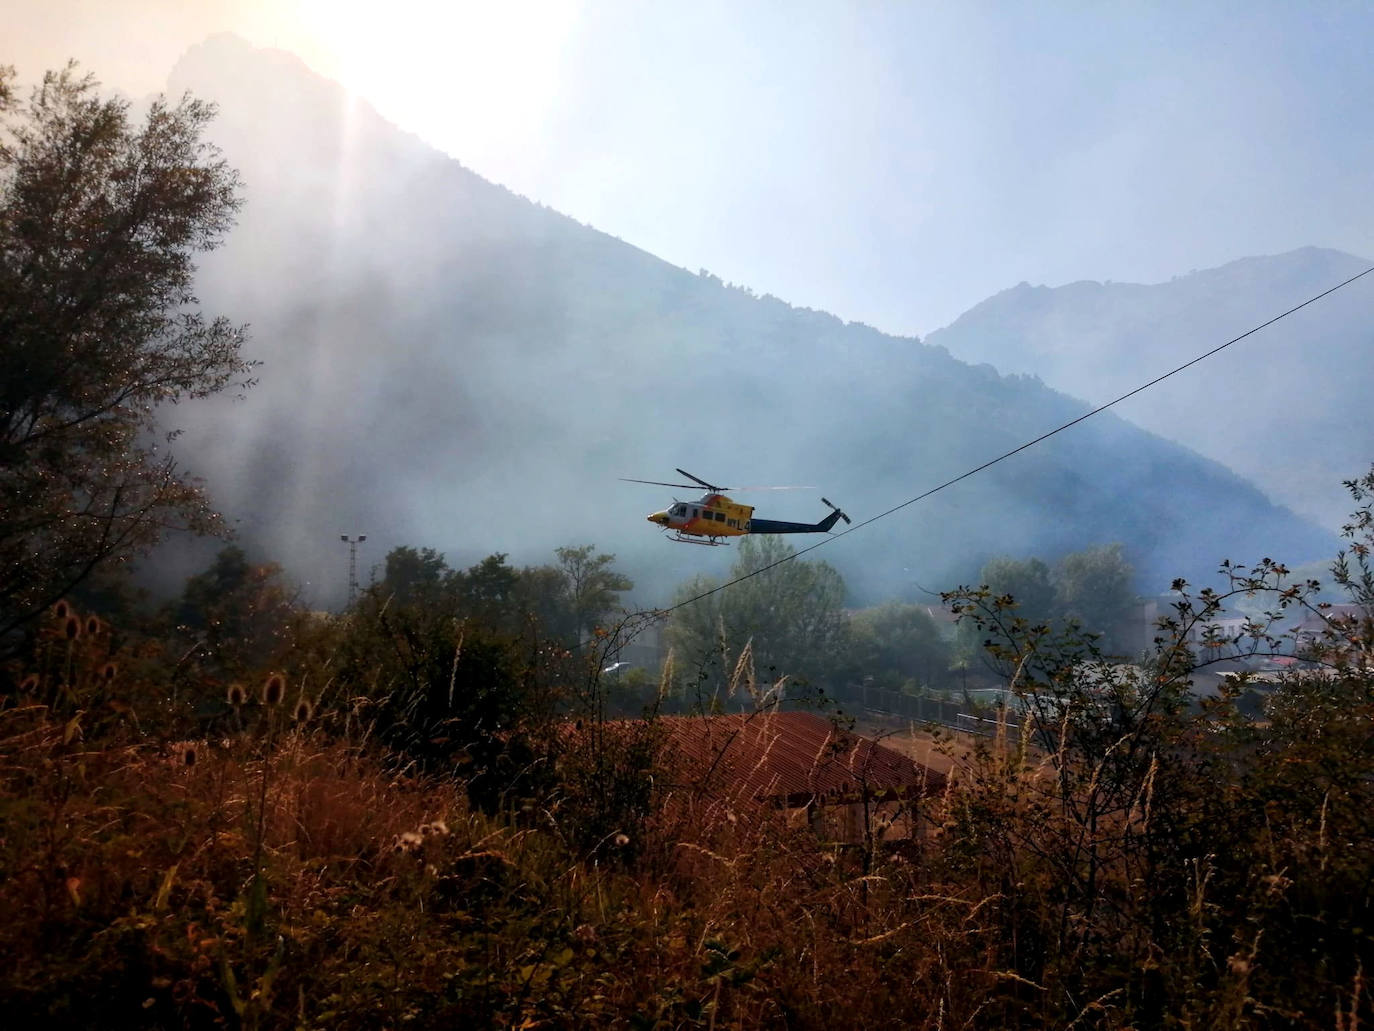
[9,1,1374,336]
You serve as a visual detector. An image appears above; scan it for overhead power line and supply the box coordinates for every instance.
[654,262,1374,618]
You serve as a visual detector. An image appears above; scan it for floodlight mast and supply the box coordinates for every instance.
[340,534,367,606]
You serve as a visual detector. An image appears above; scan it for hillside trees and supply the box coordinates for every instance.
[0,65,252,643]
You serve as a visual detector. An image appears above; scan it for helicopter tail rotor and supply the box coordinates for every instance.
[821,497,852,525]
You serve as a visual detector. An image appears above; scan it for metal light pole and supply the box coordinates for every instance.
[340,534,367,607]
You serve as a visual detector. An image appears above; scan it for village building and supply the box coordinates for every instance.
[648,710,947,842]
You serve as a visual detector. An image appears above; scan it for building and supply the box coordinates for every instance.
[649,710,947,841]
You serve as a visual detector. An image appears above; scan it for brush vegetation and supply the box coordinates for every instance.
[2,470,1373,1028]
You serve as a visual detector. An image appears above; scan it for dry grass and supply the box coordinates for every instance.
[4,609,1373,1029]
[851,714,982,778]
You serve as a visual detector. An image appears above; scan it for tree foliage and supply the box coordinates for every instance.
[844,601,949,691]
[168,545,298,677]
[972,543,1139,653]
[936,468,1374,1023]
[372,544,632,645]
[1053,542,1136,648]
[553,544,634,641]
[979,554,1055,625]
[379,545,451,608]
[0,65,252,641]
[666,536,848,699]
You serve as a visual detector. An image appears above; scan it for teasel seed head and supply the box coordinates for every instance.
[261,673,286,707]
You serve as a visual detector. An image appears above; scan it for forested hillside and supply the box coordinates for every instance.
[164,35,1333,605]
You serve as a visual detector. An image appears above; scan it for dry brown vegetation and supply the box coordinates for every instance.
[4,474,1374,1027]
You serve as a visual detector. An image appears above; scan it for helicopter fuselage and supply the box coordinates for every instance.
[646,491,848,543]
[647,493,753,541]
[630,469,849,544]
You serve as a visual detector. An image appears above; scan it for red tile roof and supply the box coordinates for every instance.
[651,710,946,808]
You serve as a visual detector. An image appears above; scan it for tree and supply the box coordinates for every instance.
[1053,543,1137,651]
[846,601,950,691]
[457,553,521,619]
[666,535,848,699]
[980,555,1056,626]
[379,546,452,608]
[514,563,576,641]
[169,545,298,674]
[0,65,251,641]
[553,545,633,640]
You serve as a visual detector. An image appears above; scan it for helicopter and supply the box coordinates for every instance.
[622,469,851,546]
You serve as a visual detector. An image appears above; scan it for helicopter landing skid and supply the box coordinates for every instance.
[669,532,729,546]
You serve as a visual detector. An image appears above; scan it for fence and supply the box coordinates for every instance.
[857,683,1024,746]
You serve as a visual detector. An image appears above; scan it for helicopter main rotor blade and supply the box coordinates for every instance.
[620,477,708,489]
[623,472,817,492]
[675,468,727,491]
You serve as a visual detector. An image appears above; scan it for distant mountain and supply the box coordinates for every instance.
[925,248,1374,530]
[160,35,1336,607]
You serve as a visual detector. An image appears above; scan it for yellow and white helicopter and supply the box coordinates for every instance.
[623,469,850,546]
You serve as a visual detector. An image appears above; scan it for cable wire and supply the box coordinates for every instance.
[652,263,1374,618]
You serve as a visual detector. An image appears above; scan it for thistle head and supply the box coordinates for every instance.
[63,615,81,641]
[292,697,314,723]
[226,682,247,707]
[85,615,101,637]
[261,673,286,707]
[52,600,70,621]
[393,831,423,854]
[100,662,118,683]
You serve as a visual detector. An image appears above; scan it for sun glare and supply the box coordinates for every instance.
[294,0,580,172]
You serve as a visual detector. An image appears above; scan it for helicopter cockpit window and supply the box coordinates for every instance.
[671,504,686,517]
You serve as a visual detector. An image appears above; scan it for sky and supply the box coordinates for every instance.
[9,0,1374,338]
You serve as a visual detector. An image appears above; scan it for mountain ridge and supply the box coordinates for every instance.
[155,34,1338,607]
[926,246,1374,528]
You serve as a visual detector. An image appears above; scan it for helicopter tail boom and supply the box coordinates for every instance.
[747,499,849,535]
